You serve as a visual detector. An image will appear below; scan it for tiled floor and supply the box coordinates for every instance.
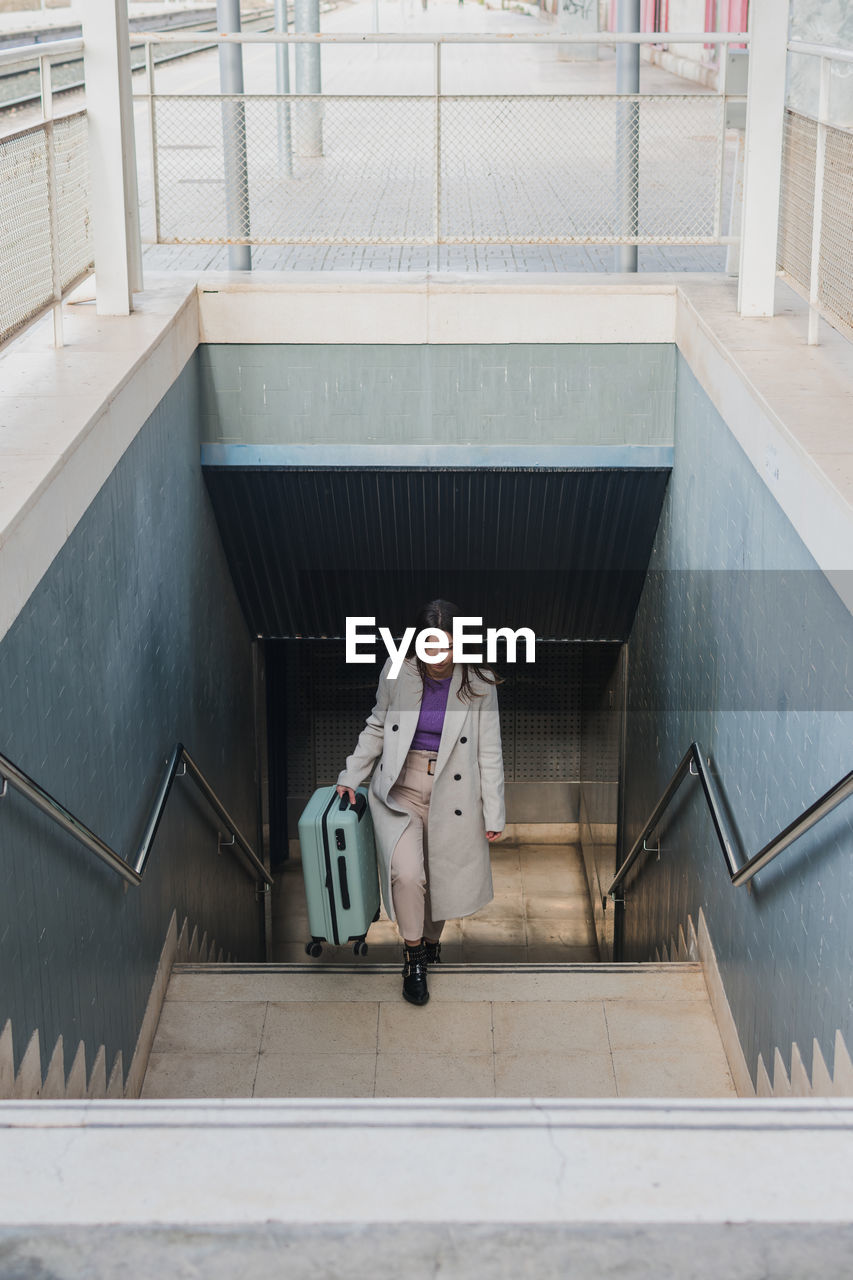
[141,963,737,1098]
[270,840,600,964]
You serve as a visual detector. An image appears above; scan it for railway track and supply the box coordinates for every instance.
[0,7,277,114]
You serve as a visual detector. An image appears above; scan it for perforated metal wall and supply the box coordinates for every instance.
[496,646,583,784]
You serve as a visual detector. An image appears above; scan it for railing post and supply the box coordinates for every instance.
[217,0,252,271]
[146,41,162,246]
[294,0,323,157]
[614,0,640,273]
[274,0,293,177]
[39,54,64,348]
[435,38,441,246]
[725,128,745,275]
[713,42,728,244]
[807,56,830,345]
[82,0,144,314]
[737,0,789,317]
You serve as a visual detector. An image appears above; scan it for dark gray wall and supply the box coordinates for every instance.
[622,354,853,1085]
[0,358,261,1082]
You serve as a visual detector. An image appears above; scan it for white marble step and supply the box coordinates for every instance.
[143,961,736,1100]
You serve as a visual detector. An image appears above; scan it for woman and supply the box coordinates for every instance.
[336,600,505,1005]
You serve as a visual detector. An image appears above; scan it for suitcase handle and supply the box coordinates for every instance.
[336,856,351,910]
[339,791,367,821]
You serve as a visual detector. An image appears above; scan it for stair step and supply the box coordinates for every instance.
[175,962,703,974]
[165,961,708,1005]
[145,958,733,1100]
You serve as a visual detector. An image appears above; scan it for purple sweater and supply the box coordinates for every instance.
[410,673,453,751]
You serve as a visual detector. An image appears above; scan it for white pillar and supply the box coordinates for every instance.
[737,0,789,317]
[83,0,143,314]
[294,0,323,157]
[614,0,640,273]
[217,0,252,271]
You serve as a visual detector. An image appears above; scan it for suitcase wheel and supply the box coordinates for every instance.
[305,941,323,958]
[353,941,368,957]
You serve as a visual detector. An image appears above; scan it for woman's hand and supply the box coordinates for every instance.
[336,784,357,806]
[485,830,503,842]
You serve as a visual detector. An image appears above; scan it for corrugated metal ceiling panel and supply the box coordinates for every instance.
[203,468,669,641]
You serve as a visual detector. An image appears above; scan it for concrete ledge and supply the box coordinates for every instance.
[3,272,851,651]
[0,1098,851,1226]
[194,271,680,346]
[0,279,198,646]
[675,277,853,612]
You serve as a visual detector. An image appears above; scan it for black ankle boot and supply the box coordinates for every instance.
[423,939,442,966]
[402,943,430,1006]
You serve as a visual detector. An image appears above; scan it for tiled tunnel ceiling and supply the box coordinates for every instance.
[202,467,670,641]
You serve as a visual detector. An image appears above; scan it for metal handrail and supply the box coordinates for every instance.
[605,742,853,904]
[787,40,853,66]
[136,30,749,45]
[0,38,84,72]
[0,743,273,890]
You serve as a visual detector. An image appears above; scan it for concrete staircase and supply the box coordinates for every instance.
[140,961,737,1099]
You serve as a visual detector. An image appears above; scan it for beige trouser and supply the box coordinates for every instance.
[387,749,446,944]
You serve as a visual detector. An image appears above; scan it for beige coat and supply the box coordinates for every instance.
[337,656,505,923]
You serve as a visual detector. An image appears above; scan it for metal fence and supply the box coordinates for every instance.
[777,41,853,344]
[137,31,745,249]
[0,41,93,350]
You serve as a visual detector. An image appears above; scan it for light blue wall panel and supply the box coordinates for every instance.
[622,353,853,1085]
[0,358,261,1081]
[198,344,677,447]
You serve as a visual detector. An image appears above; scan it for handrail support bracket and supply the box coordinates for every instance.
[604,740,851,904]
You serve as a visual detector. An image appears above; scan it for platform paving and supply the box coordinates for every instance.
[142,242,728,271]
[133,0,732,274]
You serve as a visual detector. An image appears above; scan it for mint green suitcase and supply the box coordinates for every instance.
[297,785,380,957]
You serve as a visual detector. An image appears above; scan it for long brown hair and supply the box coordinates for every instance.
[403,599,503,703]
